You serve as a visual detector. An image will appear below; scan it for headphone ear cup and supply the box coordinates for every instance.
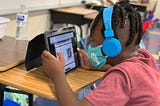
[102,38,122,57]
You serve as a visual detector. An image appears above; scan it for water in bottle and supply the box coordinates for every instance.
[15,4,28,40]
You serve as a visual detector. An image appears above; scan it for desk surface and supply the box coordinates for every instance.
[84,12,98,20]
[53,7,98,15]
[0,64,105,100]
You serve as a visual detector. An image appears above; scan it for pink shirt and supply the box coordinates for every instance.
[86,49,160,106]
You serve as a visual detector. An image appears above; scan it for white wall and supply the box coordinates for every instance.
[3,10,51,40]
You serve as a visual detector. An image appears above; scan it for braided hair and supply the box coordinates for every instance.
[90,3,142,46]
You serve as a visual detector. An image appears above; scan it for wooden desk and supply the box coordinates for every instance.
[50,7,98,37]
[53,7,98,15]
[0,64,104,100]
[84,12,98,20]
[0,36,105,106]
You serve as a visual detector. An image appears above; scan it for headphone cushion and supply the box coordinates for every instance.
[102,38,122,57]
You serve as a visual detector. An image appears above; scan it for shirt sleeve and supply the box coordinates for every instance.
[85,70,131,106]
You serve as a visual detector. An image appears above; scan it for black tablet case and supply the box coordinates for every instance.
[25,33,46,71]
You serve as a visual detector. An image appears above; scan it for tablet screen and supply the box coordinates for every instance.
[45,27,79,73]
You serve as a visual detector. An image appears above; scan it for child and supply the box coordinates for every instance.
[41,3,160,106]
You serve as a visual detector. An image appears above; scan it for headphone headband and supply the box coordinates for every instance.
[103,6,114,38]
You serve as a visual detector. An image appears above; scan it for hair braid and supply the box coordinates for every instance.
[125,5,142,45]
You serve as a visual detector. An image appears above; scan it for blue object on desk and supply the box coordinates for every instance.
[4,99,20,106]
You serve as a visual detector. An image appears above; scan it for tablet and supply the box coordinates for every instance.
[25,33,46,71]
[44,27,79,73]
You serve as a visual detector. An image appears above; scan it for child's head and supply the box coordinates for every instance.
[88,4,142,67]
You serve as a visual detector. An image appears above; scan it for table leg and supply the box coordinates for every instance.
[79,25,83,38]
[28,93,33,106]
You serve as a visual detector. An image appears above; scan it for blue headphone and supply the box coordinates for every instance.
[102,6,122,57]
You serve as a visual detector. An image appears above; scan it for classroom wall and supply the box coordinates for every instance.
[3,10,51,40]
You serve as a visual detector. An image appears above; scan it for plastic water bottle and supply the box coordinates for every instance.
[15,4,28,40]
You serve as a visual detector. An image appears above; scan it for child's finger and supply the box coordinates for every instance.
[57,52,65,64]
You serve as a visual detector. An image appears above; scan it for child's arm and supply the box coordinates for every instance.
[41,50,92,106]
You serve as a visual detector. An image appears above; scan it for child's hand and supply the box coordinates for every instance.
[77,48,112,71]
[41,50,65,79]
[77,48,93,70]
